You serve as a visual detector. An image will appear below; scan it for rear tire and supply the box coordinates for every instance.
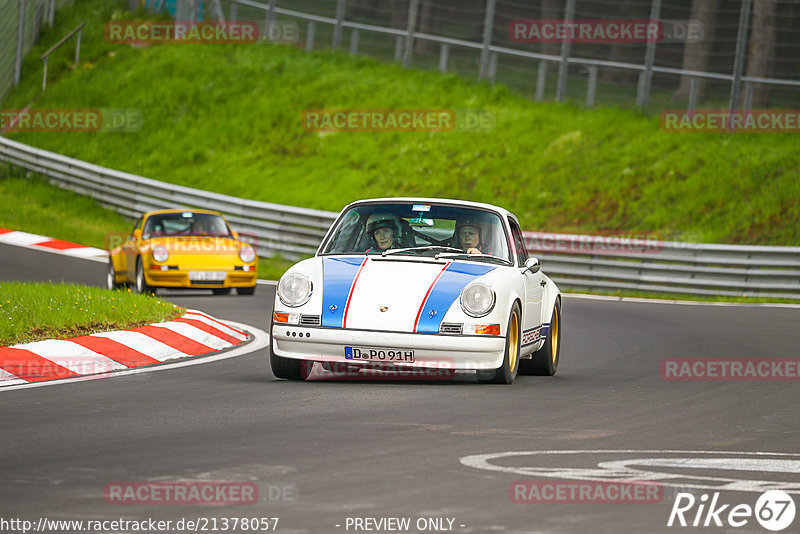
[238,285,256,296]
[135,258,153,295]
[519,299,561,376]
[477,302,521,384]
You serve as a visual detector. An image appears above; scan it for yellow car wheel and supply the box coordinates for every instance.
[135,258,153,295]
[519,299,561,376]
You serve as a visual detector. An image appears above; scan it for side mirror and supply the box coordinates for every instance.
[231,230,239,239]
[131,229,142,242]
[523,257,540,274]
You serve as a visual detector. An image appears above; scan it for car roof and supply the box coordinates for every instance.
[142,208,225,217]
[343,197,515,220]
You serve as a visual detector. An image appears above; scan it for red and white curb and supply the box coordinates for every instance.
[0,228,107,262]
[0,309,251,387]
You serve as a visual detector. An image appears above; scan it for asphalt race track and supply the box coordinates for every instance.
[1,242,798,534]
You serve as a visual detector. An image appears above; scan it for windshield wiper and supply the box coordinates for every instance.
[382,246,463,257]
[433,252,511,264]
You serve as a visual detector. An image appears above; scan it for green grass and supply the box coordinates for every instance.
[0,281,183,346]
[0,165,132,249]
[3,2,798,246]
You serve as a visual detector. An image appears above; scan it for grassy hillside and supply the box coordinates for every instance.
[2,0,799,246]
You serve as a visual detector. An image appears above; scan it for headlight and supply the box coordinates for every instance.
[239,244,256,263]
[152,245,169,263]
[278,272,312,307]
[460,282,495,317]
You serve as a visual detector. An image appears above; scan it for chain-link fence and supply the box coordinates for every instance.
[0,0,75,99]
[203,0,799,111]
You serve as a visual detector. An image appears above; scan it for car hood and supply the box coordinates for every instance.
[145,236,240,255]
[320,256,495,333]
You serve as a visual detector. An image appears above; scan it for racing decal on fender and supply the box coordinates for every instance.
[321,257,367,328]
[415,263,496,333]
[521,323,549,347]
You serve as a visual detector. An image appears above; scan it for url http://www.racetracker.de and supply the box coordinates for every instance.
[0,517,280,533]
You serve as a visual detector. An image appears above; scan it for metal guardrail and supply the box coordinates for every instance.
[1,136,799,299]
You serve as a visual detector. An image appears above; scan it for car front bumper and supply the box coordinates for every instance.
[144,269,257,288]
[272,324,506,370]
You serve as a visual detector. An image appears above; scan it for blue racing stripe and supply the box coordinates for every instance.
[415,263,495,333]
[322,257,365,328]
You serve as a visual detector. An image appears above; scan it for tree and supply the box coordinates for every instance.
[744,0,777,106]
[674,0,722,102]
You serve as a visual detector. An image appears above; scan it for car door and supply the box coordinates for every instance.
[123,217,143,281]
[509,217,543,340]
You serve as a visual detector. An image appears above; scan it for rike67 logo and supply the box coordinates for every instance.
[668,490,795,531]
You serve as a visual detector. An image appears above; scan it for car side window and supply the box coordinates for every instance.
[130,217,142,238]
[508,218,529,266]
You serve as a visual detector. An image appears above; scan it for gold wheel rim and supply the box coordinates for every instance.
[551,306,559,364]
[509,310,519,372]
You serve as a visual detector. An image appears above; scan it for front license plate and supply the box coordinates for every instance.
[345,346,415,363]
[189,270,226,281]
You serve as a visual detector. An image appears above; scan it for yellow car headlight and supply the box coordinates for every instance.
[239,244,256,263]
[152,245,169,263]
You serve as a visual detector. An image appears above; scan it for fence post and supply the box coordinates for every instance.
[535,60,547,101]
[688,77,699,111]
[266,0,276,28]
[479,0,497,79]
[556,0,576,102]
[439,43,449,73]
[349,30,359,56]
[403,0,420,68]
[75,27,82,65]
[729,0,752,113]
[743,82,754,111]
[47,0,55,26]
[42,57,48,92]
[305,21,315,52]
[637,0,661,109]
[332,0,345,49]
[14,0,26,87]
[229,1,237,21]
[488,52,498,84]
[394,36,403,63]
[586,66,598,107]
[212,0,225,22]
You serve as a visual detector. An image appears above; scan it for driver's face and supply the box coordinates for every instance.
[458,226,480,249]
[374,227,395,249]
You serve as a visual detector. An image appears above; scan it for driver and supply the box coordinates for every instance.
[365,215,402,253]
[454,218,487,255]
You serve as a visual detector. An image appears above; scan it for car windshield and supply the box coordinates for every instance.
[142,212,232,239]
[320,203,511,263]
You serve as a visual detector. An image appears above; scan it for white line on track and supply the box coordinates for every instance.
[0,321,269,393]
[565,292,800,309]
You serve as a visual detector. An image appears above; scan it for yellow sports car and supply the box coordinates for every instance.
[107,209,258,295]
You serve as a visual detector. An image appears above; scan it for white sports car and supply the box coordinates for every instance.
[270,198,561,384]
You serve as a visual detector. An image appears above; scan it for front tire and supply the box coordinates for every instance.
[519,298,561,376]
[269,329,311,380]
[212,288,231,295]
[135,258,153,295]
[238,285,256,296]
[478,302,521,384]
[106,260,123,290]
